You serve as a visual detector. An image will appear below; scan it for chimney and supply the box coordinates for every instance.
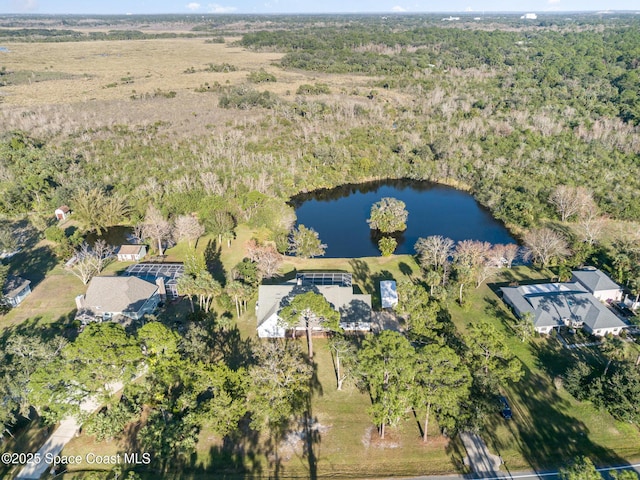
[75,294,85,309]
[155,277,166,298]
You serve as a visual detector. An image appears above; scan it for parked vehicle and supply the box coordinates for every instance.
[614,302,635,317]
[499,396,512,419]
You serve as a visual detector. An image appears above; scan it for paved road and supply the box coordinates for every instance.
[393,463,640,480]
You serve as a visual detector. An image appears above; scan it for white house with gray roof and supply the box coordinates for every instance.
[571,267,623,302]
[257,272,372,338]
[2,276,31,307]
[501,274,627,337]
[75,276,160,324]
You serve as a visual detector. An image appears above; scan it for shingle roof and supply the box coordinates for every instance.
[257,281,372,328]
[571,268,621,294]
[2,276,31,299]
[501,281,626,332]
[117,245,145,255]
[83,276,158,316]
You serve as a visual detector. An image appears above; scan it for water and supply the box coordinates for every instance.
[85,226,134,247]
[290,179,517,258]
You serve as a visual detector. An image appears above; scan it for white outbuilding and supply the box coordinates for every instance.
[380,280,398,309]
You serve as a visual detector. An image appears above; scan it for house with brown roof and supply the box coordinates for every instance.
[116,244,147,262]
[55,205,70,221]
[75,276,159,324]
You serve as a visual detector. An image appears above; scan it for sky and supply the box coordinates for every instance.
[1,0,639,15]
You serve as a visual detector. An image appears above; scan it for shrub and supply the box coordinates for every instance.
[247,69,276,83]
[296,83,330,95]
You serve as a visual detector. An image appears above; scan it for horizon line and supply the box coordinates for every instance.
[1,10,639,16]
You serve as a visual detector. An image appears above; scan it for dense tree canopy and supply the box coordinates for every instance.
[367,197,408,233]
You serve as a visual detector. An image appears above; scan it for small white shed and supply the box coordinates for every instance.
[380,280,398,309]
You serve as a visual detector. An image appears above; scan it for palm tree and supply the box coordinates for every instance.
[601,336,630,376]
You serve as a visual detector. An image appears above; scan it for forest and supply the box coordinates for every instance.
[0,12,640,479]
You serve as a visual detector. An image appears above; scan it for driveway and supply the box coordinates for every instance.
[460,432,502,476]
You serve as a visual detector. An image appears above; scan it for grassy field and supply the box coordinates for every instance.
[0,37,381,141]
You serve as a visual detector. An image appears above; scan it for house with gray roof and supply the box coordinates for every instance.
[501,277,626,337]
[75,276,160,324]
[257,272,372,338]
[2,276,31,307]
[571,267,623,302]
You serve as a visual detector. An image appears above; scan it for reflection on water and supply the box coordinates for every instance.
[291,179,517,258]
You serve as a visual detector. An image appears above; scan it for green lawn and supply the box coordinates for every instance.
[13,226,640,478]
[448,267,640,472]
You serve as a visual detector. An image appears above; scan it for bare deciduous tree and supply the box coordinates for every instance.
[503,243,520,268]
[576,212,606,246]
[487,243,520,268]
[245,239,283,278]
[549,185,593,222]
[454,240,493,289]
[255,244,282,279]
[142,205,172,256]
[132,223,145,244]
[415,235,454,281]
[523,227,570,267]
[173,215,205,247]
[68,240,115,285]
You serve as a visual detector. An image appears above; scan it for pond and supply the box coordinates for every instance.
[85,226,134,247]
[290,179,517,258]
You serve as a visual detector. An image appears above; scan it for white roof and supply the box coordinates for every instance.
[380,280,398,309]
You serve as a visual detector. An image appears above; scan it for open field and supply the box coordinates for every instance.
[0,38,283,106]
[0,37,386,142]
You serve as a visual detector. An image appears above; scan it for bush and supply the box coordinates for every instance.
[296,83,330,95]
[44,225,65,243]
[205,62,237,72]
[218,85,278,109]
[247,69,276,83]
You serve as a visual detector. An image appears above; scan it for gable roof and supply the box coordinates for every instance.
[381,280,398,308]
[117,244,145,255]
[571,268,621,293]
[83,276,158,316]
[3,276,31,299]
[55,205,70,213]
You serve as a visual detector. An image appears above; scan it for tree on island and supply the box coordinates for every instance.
[367,197,408,233]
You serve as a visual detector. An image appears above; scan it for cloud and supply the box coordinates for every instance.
[11,0,38,11]
[207,3,237,12]
[547,0,560,3]
[186,2,201,10]
[391,5,407,12]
